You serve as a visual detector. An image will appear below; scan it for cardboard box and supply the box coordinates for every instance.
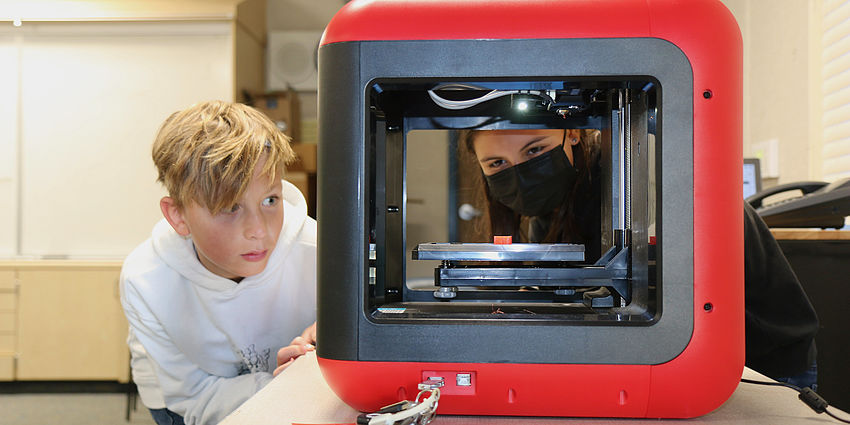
[285,170,317,218]
[249,90,301,142]
[289,143,317,173]
[287,171,309,201]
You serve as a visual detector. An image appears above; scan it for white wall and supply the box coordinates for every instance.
[405,130,449,282]
[721,0,815,185]
[1,21,233,258]
[0,38,19,258]
[266,0,345,123]
[267,0,344,31]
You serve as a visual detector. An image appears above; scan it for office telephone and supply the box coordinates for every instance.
[746,178,850,228]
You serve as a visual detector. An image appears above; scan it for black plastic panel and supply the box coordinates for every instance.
[317,37,694,365]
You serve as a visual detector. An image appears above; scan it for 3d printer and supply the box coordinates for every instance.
[316,0,744,418]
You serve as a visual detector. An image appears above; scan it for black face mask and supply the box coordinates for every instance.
[484,144,578,217]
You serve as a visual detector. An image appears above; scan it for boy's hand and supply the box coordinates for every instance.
[273,332,316,376]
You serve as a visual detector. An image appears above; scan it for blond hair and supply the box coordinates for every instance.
[152,100,296,214]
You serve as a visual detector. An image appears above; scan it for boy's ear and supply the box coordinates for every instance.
[160,197,191,237]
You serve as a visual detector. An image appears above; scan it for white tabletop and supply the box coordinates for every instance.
[221,351,845,425]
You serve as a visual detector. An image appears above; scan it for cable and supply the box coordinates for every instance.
[741,378,850,423]
[427,89,517,110]
[829,410,850,424]
[356,388,441,425]
[427,83,552,111]
[741,378,799,389]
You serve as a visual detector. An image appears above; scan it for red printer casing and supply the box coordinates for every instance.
[315,0,744,418]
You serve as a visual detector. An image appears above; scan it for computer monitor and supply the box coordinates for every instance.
[743,158,762,199]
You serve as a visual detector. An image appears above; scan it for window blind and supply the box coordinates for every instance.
[823,0,850,180]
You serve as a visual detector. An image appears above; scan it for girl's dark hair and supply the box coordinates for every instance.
[459,129,601,246]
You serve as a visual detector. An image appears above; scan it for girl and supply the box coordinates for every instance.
[461,128,602,261]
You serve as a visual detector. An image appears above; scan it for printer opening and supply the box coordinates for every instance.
[365,78,659,324]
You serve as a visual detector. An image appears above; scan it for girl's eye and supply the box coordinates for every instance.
[488,159,506,169]
[262,196,279,207]
[526,145,545,157]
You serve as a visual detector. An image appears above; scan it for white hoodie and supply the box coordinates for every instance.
[120,180,316,425]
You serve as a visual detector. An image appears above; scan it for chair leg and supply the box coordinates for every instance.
[126,383,138,421]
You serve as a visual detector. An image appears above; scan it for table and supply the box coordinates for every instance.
[221,351,848,425]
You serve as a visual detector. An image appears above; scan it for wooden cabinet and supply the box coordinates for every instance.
[0,269,15,380]
[0,261,129,382]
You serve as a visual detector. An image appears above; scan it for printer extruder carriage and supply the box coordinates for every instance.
[316,0,744,418]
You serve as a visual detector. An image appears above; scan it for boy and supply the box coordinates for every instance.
[120,100,317,425]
